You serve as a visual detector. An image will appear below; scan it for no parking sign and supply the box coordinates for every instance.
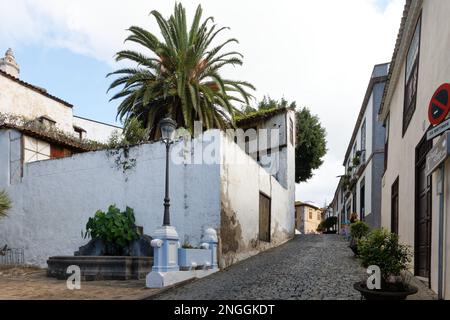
[428,83,450,125]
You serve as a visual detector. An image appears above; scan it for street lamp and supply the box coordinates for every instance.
[159,117,177,227]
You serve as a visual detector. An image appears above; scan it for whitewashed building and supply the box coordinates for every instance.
[0,48,121,148]
[0,48,296,268]
[333,63,388,230]
[379,0,450,299]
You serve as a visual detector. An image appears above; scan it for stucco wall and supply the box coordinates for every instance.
[301,207,322,234]
[0,73,122,144]
[73,116,122,143]
[219,132,294,268]
[0,129,294,269]
[0,75,74,133]
[381,0,450,298]
[0,132,221,267]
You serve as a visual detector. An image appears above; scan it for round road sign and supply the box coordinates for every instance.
[429,83,450,125]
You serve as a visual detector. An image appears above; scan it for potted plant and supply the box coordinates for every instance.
[349,221,369,255]
[178,242,211,270]
[83,205,139,255]
[353,229,418,300]
[352,155,361,167]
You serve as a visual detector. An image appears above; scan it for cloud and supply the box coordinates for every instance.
[0,0,405,204]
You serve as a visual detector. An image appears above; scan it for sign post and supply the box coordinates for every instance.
[426,83,450,300]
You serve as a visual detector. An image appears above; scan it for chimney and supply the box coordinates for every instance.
[0,48,20,78]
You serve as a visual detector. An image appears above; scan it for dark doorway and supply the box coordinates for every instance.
[391,177,399,235]
[415,135,432,282]
[360,178,366,221]
[259,193,271,242]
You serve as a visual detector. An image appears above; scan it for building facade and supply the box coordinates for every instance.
[379,0,450,299]
[0,48,297,267]
[0,48,121,145]
[333,63,388,231]
[295,202,323,234]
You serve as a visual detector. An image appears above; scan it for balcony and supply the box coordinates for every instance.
[351,150,366,177]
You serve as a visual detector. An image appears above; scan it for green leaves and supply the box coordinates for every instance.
[83,205,139,252]
[295,107,327,183]
[357,229,412,283]
[0,189,12,218]
[107,3,254,140]
[350,221,370,239]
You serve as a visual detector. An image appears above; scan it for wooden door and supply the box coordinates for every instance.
[415,137,432,280]
[391,178,399,235]
[259,193,271,242]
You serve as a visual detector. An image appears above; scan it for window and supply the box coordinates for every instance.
[73,126,86,140]
[352,189,357,216]
[384,114,390,173]
[317,213,321,221]
[37,115,56,128]
[309,210,313,220]
[360,178,366,221]
[361,120,366,163]
[403,15,421,134]
[391,177,399,235]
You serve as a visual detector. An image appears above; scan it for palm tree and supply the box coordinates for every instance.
[107,3,255,139]
[0,190,11,218]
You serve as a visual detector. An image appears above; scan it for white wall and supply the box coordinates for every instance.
[219,133,294,267]
[0,132,221,267]
[381,0,450,298]
[73,116,122,143]
[0,75,74,133]
[0,73,122,144]
[0,129,294,268]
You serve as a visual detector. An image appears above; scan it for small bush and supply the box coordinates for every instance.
[0,190,12,218]
[350,221,369,239]
[106,117,148,148]
[84,205,139,255]
[357,228,412,284]
[317,222,326,233]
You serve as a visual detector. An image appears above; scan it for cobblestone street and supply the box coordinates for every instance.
[154,235,367,300]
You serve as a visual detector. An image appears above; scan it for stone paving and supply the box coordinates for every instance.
[154,234,368,300]
[0,266,158,300]
[0,235,437,300]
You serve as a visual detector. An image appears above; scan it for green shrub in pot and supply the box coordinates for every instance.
[350,221,369,239]
[357,228,412,290]
[83,205,139,255]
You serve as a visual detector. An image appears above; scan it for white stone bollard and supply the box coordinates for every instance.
[203,228,218,270]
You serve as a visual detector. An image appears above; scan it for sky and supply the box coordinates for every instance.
[0,0,405,206]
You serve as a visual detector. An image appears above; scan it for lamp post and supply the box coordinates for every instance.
[146,117,180,283]
[159,117,177,226]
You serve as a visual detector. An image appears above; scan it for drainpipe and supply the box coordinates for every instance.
[438,163,445,300]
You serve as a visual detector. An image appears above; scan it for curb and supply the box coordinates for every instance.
[138,277,199,300]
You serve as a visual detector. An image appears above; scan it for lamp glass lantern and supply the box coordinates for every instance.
[160,118,177,142]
